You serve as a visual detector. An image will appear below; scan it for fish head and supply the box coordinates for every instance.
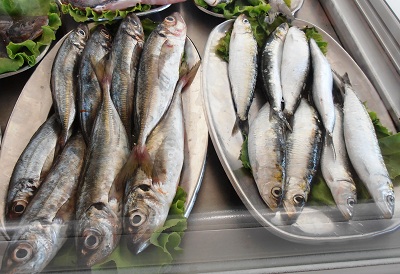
[72,24,90,51]
[123,172,168,254]
[233,14,252,35]
[76,203,121,267]
[122,13,145,43]
[282,178,308,220]
[375,179,395,219]
[259,180,283,211]
[94,25,113,50]
[274,22,289,41]
[1,222,60,274]
[331,180,357,220]
[159,12,187,40]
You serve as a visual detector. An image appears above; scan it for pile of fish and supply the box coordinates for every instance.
[228,15,395,222]
[1,12,199,273]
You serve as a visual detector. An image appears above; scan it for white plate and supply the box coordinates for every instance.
[202,19,399,243]
[0,31,207,240]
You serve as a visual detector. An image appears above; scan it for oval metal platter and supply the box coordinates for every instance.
[195,0,304,19]
[202,18,399,243]
[0,31,207,239]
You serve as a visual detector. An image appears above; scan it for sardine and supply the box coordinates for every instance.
[126,12,186,176]
[310,38,335,141]
[228,14,258,135]
[6,16,48,43]
[281,26,310,119]
[110,13,144,145]
[6,114,61,223]
[75,56,130,267]
[283,99,322,220]
[342,74,395,219]
[62,0,186,12]
[321,105,356,220]
[1,133,86,274]
[248,103,285,211]
[78,25,113,144]
[265,0,295,24]
[51,24,89,149]
[261,22,290,127]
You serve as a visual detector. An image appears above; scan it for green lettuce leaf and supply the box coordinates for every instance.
[0,0,50,16]
[303,26,328,55]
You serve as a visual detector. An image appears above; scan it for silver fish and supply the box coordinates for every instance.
[6,114,61,223]
[321,105,356,220]
[110,13,144,145]
[228,14,258,134]
[248,103,285,211]
[51,24,89,149]
[342,74,395,219]
[75,57,130,267]
[281,26,310,119]
[283,99,322,220]
[261,22,289,125]
[129,12,186,176]
[79,25,113,144]
[310,38,335,139]
[265,0,295,24]
[1,133,86,274]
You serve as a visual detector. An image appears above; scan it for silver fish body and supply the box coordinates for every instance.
[51,24,89,148]
[281,26,310,118]
[1,133,86,274]
[261,22,289,116]
[343,78,395,219]
[6,114,61,222]
[76,59,130,267]
[265,0,295,24]
[283,99,322,219]
[310,38,335,137]
[110,13,144,145]
[78,25,113,144]
[228,14,258,134]
[248,103,285,211]
[321,105,356,220]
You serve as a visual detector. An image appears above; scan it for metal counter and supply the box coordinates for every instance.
[1,1,400,273]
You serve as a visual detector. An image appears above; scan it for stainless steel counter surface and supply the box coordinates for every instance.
[1,1,400,273]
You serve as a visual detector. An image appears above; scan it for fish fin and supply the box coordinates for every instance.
[111,150,139,201]
[134,145,153,177]
[326,132,336,161]
[90,54,112,95]
[231,117,241,136]
[181,60,201,90]
[54,191,77,223]
[158,39,175,79]
[274,110,292,132]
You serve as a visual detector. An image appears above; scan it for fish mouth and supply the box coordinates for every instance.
[127,238,150,255]
[378,194,395,219]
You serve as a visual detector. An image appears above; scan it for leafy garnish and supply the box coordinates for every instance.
[303,26,328,55]
[369,111,393,138]
[239,135,252,170]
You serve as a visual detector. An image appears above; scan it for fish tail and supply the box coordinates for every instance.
[275,109,292,132]
[90,54,112,94]
[181,60,201,89]
[232,117,249,136]
[326,132,336,161]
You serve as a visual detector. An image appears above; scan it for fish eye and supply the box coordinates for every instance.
[165,16,175,23]
[271,187,282,198]
[243,18,249,24]
[12,201,27,215]
[386,195,395,205]
[130,212,146,227]
[83,229,101,250]
[293,195,305,206]
[12,243,33,263]
[78,29,86,37]
[347,198,356,207]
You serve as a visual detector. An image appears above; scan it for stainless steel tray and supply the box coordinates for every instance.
[202,18,399,243]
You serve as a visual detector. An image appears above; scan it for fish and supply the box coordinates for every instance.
[281,26,310,119]
[78,24,113,144]
[261,22,290,128]
[110,13,144,145]
[203,0,233,6]
[125,12,186,176]
[6,16,48,43]
[341,73,395,219]
[248,102,285,211]
[75,55,130,267]
[5,114,61,224]
[62,0,186,12]
[265,0,295,24]
[51,24,89,149]
[1,133,86,274]
[282,99,322,220]
[320,105,356,220]
[309,38,335,146]
[228,14,258,135]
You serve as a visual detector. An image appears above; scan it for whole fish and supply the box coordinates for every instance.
[75,57,130,267]
[228,14,258,135]
[127,12,186,176]
[79,25,113,144]
[62,0,186,12]
[248,103,285,211]
[261,22,289,127]
[342,74,395,219]
[1,133,86,274]
[310,38,335,142]
[283,99,322,220]
[281,26,310,119]
[321,105,356,220]
[6,114,61,223]
[110,13,144,145]
[51,24,89,149]
[265,0,295,24]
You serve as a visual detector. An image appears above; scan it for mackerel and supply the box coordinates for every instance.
[342,74,395,219]
[228,14,258,135]
[283,99,322,219]
[248,103,285,211]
